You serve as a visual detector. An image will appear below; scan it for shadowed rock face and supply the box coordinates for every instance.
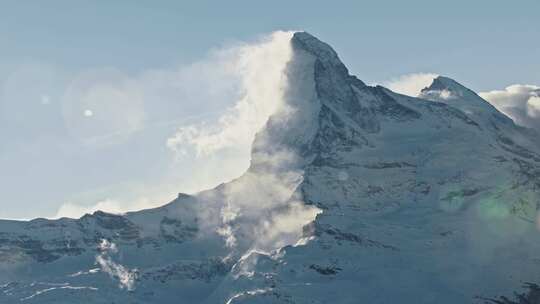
[0,236,83,263]
[2,32,540,303]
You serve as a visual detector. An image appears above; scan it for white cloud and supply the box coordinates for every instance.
[166,31,294,157]
[479,84,540,129]
[186,40,323,266]
[527,95,540,118]
[383,73,439,97]
[0,31,309,220]
[57,31,324,272]
[254,201,320,251]
[55,199,124,218]
[210,153,321,263]
[58,39,252,148]
[54,196,166,219]
[51,31,299,221]
[216,200,241,248]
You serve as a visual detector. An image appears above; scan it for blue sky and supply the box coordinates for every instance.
[2,0,539,88]
[1,1,539,219]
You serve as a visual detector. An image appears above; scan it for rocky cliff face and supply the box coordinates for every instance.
[2,32,540,304]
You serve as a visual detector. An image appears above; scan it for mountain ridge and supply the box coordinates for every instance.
[2,31,540,304]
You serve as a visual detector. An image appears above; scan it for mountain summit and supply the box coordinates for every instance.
[420,75,515,126]
[423,76,475,96]
[2,32,540,304]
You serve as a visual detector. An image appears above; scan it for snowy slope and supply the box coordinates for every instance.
[2,32,540,303]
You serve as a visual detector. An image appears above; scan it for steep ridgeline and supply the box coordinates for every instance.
[2,32,540,304]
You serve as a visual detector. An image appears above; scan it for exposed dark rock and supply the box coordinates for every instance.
[309,264,342,275]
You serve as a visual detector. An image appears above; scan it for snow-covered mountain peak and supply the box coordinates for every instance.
[421,76,496,107]
[2,32,540,304]
[424,75,469,93]
[291,32,362,85]
[420,75,485,102]
[419,75,517,129]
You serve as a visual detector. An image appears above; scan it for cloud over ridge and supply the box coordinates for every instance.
[479,84,540,129]
[383,73,540,130]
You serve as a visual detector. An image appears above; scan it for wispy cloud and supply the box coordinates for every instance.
[48,31,299,220]
[182,35,323,274]
[166,31,294,158]
[96,239,138,291]
[55,199,124,218]
[383,73,439,97]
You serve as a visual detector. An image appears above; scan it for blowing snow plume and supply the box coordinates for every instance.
[167,31,322,263]
[46,31,301,220]
[96,239,138,291]
[166,31,295,159]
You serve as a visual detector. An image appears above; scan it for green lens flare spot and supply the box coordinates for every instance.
[477,198,509,220]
